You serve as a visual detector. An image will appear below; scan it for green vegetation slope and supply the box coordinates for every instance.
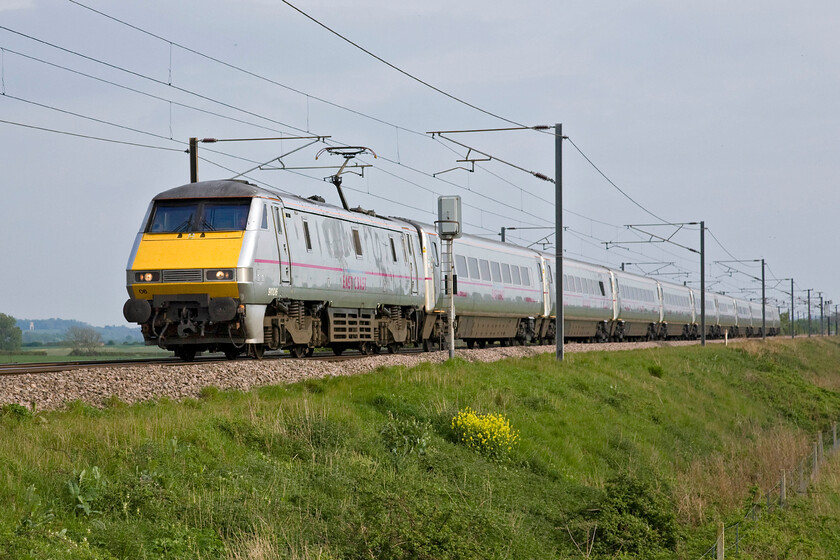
[2,338,840,559]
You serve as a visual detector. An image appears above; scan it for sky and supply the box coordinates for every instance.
[1,0,838,327]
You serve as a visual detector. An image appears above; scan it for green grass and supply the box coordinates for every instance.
[2,338,840,559]
[1,345,172,363]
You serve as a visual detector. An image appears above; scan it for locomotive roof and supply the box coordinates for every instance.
[153,180,280,200]
[153,179,408,229]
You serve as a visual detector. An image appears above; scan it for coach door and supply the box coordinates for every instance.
[272,205,291,285]
[403,233,419,295]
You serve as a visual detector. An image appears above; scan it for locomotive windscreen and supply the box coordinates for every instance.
[147,199,251,233]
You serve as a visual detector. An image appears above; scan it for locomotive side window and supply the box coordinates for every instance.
[491,262,502,283]
[261,204,268,229]
[302,221,313,251]
[352,229,363,257]
[389,237,398,262]
[521,267,530,286]
[479,259,491,281]
[599,281,606,296]
[511,266,521,285]
[547,265,553,283]
[431,241,440,266]
[467,257,480,279]
[455,255,468,277]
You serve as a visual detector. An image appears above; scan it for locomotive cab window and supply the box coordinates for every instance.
[147,198,251,233]
[431,241,440,266]
[599,281,605,296]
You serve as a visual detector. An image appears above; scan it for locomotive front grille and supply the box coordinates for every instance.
[163,269,203,283]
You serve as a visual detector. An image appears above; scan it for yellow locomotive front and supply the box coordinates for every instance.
[123,181,261,360]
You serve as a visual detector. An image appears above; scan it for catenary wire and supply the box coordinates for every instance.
[67,0,430,138]
[0,117,182,152]
[1,47,290,135]
[276,0,529,129]
[0,29,554,231]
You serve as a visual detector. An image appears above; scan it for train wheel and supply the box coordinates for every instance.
[422,339,432,352]
[176,347,196,362]
[372,344,381,354]
[306,346,314,357]
[223,345,241,360]
[332,346,344,356]
[249,344,265,360]
[359,342,372,355]
[290,345,306,359]
[466,340,475,349]
[477,339,487,349]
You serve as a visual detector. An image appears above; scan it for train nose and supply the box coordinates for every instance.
[123,299,151,323]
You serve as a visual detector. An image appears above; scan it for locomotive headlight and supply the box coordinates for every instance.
[132,271,160,283]
[204,269,235,281]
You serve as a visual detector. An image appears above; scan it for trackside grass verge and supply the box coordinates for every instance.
[2,338,840,559]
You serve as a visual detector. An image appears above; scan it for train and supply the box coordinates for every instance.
[122,180,780,360]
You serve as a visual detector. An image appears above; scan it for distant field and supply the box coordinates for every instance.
[1,344,171,363]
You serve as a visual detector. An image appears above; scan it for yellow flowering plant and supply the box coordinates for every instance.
[451,407,519,462]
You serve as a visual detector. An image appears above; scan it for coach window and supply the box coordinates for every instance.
[389,237,398,262]
[455,255,468,277]
[511,266,521,285]
[573,276,581,293]
[467,257,480,279]
[521,267,531,286]
[479,259,491,281]
[302,221,313,251]
[261,204,268,229]
[352,228,363,257]
[502,264,512,284]
[491,262,502,283]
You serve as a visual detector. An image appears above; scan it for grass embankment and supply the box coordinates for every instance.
[2,338,840,559]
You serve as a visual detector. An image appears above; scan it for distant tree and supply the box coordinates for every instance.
[66,326,102,355]
[0,313,22,353]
